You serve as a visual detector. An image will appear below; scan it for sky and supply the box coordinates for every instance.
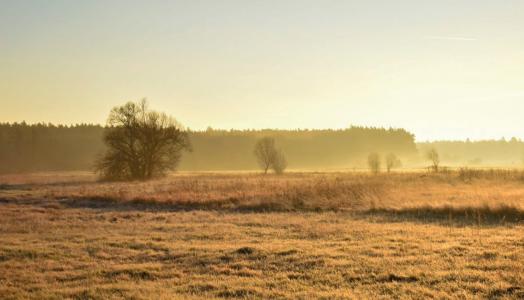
[1,0,523,141]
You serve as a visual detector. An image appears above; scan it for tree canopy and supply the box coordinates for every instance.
[96,100,191,181]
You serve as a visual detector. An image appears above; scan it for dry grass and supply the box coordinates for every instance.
[3,170,524,218]
[1,170,523,299]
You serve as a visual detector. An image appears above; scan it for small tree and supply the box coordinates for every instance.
[96,99,191,181]
[426,148,440,172]
[385,153,402,173]
[253,137,287,174]
[272,149,288,175]
[367,152,381,174]
[254,137,276,174]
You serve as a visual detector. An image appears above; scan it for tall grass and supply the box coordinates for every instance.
[2,169,524,222]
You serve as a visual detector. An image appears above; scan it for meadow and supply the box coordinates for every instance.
[0,170,523,299]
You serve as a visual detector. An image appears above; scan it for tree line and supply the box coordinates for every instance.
[0,122,105,173]
[3,101,524,177]
[0,104,419,175]
[418,140,524,167]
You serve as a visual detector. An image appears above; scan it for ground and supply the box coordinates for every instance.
[0,171,523,299]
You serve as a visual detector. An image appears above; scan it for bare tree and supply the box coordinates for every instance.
[253,137,287,174]
[426,148,440,172]
[271,149,288,175]
[385,153,402,173]
[96,99,190,181]
[254,137,275,174]
[367,152,381,174]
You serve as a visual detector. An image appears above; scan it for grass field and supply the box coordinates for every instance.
[1,171,523,299]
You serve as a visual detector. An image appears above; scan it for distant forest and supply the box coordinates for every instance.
[184,127,417,170]
[1,122,523,173]
[419,139,524,167]
[0,123,105,173]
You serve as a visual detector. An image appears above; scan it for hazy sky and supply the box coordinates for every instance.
[1,0,523,141]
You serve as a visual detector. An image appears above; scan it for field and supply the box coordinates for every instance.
[1,170,523,299]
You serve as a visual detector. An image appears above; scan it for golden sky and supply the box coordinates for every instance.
[1,1,523,141]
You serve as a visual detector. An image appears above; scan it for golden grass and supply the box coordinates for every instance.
[3,171,524,217]
[0,170,523,299]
